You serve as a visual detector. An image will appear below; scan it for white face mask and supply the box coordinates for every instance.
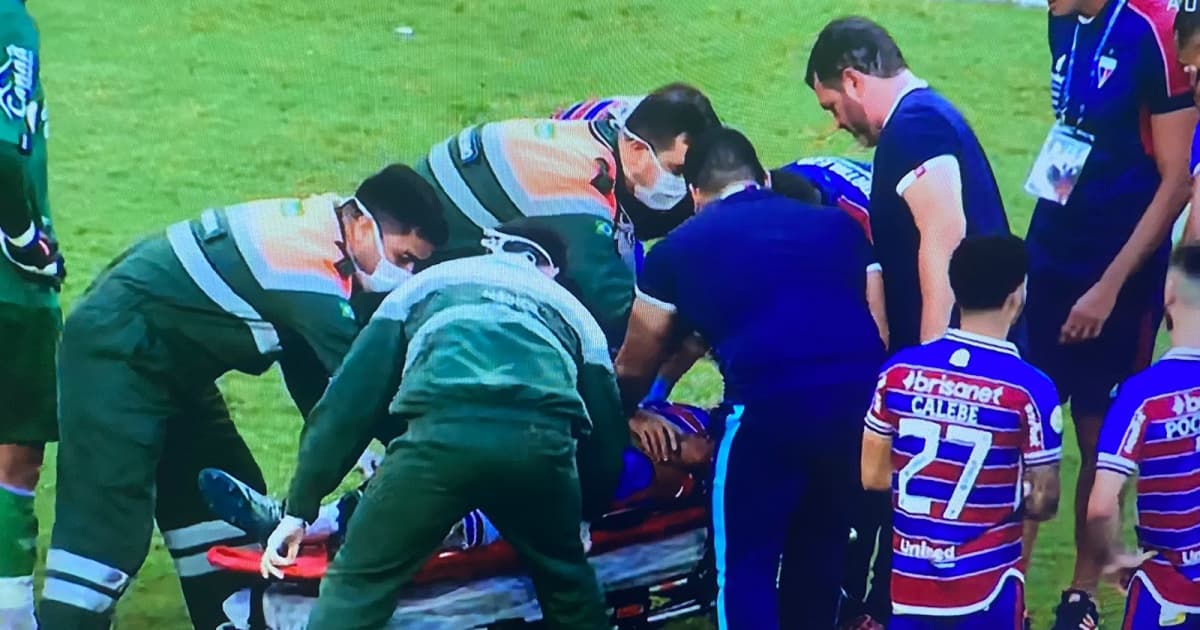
[624,130,687,211]
[350,199,413,293]
[480,229,560,277]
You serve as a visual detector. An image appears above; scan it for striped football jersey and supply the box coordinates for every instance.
[865,329,1063,616]
[1097,347,1200,611]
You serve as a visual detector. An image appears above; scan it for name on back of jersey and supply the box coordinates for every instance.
[901,369,1005,427]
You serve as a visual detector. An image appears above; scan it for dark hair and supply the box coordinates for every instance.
[1176,4,1200,49]
[949,235,1028,311]
[681,127,767,194]
[624,86,720,152]
[805,16,907,89]
[494,223,570,275]
[355,164,449,246]
[768,168,823,205]
[1170,241,1200,278]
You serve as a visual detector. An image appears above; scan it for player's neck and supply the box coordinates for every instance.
[957,312,1013,344]
[1169,312,1200,350]
[1078,0,1109,18]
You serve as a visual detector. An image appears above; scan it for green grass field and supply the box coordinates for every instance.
[28,0,1158,627]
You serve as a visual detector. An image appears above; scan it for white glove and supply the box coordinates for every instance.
[261,515,307,579]
[580,521,593,554]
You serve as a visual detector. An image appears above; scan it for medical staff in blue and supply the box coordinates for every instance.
[1024,2,1198,627]
[614,127,884,630]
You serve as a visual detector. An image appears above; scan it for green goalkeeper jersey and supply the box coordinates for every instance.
[413,117,635,347]
[0,0,55,309]
[91,194,362,416]
[285,253,626,521]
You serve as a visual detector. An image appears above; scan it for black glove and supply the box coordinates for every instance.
[2,227,65,289]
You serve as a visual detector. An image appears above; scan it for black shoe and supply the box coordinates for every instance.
[198,468,283,545]
[1050,589,1099,630]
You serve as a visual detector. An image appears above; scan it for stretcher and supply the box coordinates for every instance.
[209,503,716,629]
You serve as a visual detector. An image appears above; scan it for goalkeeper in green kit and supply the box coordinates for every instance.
[37,165,447,630]
[0,2,64,629]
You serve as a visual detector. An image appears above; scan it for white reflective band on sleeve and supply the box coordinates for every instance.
[895,154,959,197]
[634,286,677,314]
[867,263,882,274]
[6,223,36,247]
[0,576,33,609]
[162,520,248,551]
[200,208,220,235]
[166,221,282,355]
[46,549,130,592]
[428,138,499,231]
[42,577,116,614]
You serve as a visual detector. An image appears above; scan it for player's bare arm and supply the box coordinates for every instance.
[901,157,966,343]
[860,430,893,492]
[866,267,889,348]
[1084,469,1149,592]
[615,297,677,415]
[1063,108,1197,343]
[1022,463,1061,522]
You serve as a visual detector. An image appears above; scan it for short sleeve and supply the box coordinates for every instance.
[636,234,682,313]
[1190,122,1200,177]
[1022,374,1064,467]
[879,110,960,196]
[1137,6,1192,115]
[1096,381,1147,477]
[865,360,903,436]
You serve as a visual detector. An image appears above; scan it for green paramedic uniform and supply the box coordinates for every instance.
[412,117,635,348]
[284,253,627,630]
[40,195,364,630]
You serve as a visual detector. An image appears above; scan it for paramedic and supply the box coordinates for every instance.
[615,127,884,629]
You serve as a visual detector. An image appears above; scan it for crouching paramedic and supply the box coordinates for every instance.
[38,165,447,630]
[261,226,626,630]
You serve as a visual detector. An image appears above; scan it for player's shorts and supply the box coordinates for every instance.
[1024,262,1165,418]
[0,303,61,443]
[889,576,1024,630]
[1122,571,1200,629]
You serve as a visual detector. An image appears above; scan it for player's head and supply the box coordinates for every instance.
[1165,242,1200,334]
[681,127,768,210]
[949,234,1028,326]
[482,224,568,280]
[339,163,449,293]
[805,16,908,147]
[1174,4,1200,104]
[767,168,823,205]
[618,85,721,211]
[1047,0,1105,18]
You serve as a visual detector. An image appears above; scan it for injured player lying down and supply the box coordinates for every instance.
[199,401,715,554]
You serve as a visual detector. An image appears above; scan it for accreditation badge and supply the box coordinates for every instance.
[1024,122,1094,205]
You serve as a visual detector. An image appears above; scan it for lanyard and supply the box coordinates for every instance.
[1058,0,1125,126]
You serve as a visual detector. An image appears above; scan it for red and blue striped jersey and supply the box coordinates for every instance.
[551,96,641,122]
[1097,347,1200,610]
[865,329,1063,616]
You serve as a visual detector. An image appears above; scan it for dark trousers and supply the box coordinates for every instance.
[712,385,870,630]
[842,489,893,623]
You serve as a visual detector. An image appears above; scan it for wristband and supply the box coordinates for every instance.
[5,223,36,248]
[641,375,675,405]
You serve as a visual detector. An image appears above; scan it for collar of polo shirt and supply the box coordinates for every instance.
[882,72,930,129]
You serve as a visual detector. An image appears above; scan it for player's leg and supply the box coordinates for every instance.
[478,425,608,629]
[307,432,473,629]
[0,305,58,629]
[155,382,265,630]
[38,306,173,629]
[779,418,858,628]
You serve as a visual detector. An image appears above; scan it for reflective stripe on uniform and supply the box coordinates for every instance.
[428,135,500,231]
[165,221,282,355]
[161,520,247,551]
[41,577,115,613]
[45,549,129,593]
[0,576,33,609]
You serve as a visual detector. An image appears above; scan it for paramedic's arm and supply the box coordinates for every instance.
[646,333,708,402]
[285,315,405,523]
[0,141,33,237]
[615,298,676,417]
[900,157,966,344]
[277,293,362,419]
[867,266,889,348]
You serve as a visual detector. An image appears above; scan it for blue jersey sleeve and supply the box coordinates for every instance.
[1023,372,1064,467]
[636,235,682,312]
[878,111,961,196]
[1136,10,1192,115]
[1191,122,1200,177]
[1096,379,1147,477]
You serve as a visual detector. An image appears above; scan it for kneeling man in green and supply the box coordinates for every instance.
[263,225,625,630]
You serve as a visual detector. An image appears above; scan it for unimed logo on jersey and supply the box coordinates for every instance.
[901,369,1005,405]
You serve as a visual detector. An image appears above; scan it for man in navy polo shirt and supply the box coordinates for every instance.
[614,127,883,630]
[804,18,1011,627]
